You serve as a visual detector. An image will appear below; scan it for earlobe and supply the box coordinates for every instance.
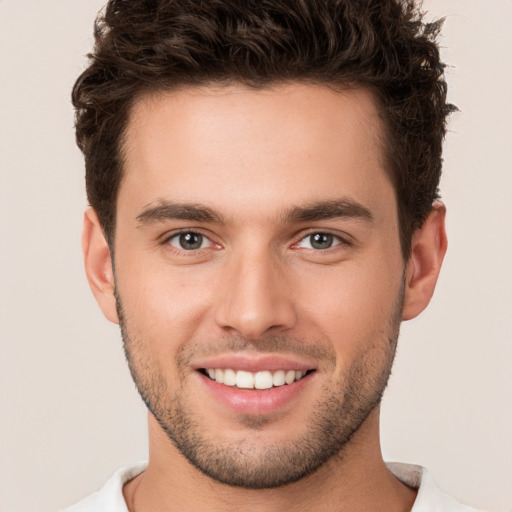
[82,208,119,324]
[402,202,448,321]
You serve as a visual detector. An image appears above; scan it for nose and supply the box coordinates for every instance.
[214,247,297,340]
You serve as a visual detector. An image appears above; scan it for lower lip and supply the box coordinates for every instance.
[198,372,313,415]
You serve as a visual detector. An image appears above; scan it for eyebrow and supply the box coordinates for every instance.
[136,198,373,227]
[136,201,225,226]
[282,199,374,224]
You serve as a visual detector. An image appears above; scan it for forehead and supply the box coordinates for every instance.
[120,83,394,223]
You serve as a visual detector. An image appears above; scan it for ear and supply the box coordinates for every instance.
[82,208,119,324]
[402,202,448,321]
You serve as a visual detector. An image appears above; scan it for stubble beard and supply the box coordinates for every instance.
[116,284,403,489]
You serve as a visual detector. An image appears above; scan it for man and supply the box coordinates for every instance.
[64,0,478,510]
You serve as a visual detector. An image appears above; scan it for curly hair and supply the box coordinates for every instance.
[72,0,456,259]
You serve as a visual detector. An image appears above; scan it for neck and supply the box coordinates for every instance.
[123,409,417,512]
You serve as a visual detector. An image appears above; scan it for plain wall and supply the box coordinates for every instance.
[0,1,510,511]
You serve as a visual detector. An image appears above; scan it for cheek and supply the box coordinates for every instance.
[295,258,403,351]
[114,255,217,354]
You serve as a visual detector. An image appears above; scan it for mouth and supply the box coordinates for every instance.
[195,355,318,415]
[199,368,314,390]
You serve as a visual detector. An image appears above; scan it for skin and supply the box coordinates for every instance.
[83,83,447,512]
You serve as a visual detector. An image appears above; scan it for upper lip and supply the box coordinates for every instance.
[193,354,317,373]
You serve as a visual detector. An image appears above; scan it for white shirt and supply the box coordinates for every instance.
[63,462,482,512]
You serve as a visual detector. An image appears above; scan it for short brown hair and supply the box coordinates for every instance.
[72,0,455,258]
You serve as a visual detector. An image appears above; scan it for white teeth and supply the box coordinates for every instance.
[272,370,285,386]
[204,368,309,389]
[285,370,296,385]
[236,370,254,389]
[223,369,237,386]
[254,371,273,390]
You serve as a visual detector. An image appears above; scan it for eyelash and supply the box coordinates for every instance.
[293,231,351,251]
[163,229,218,253]
[162,229,351,254]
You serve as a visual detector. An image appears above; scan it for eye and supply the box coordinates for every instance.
[167,231,211,250]
[297,232,343,250]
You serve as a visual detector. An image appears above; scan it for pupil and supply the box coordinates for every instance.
[311,233,332,249]
[180,232,202,250]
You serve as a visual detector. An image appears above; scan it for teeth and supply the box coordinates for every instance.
[204,368,309,389]
[272,370,285,386]
[223,369,237,386]
[285,370,296,384]
[214,368,224,384]
[236,370,255,389]
[254,371,273,389]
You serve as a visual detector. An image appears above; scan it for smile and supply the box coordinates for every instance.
[201,368,311,389]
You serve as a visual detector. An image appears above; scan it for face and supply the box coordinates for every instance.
[112,84,406,488]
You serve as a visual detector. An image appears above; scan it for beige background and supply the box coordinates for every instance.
[0,1,511,511]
